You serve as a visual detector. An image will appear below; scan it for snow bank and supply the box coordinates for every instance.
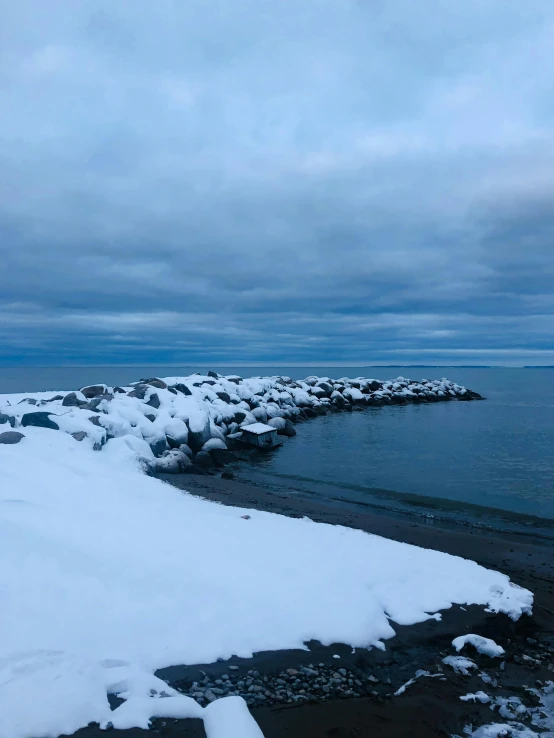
[0,376,529,738]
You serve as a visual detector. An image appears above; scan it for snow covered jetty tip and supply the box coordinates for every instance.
[0,372,483,472]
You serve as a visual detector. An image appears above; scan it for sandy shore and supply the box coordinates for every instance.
[77,472,554,738]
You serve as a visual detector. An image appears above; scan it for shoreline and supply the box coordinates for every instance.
[103,470,554,738]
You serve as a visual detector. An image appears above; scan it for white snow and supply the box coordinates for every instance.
[461,691,491,703]
[443,656,479,675]
[0,376,533,738]
[240,422,276,434]
[203,696,265,738]
[453,635,505,658]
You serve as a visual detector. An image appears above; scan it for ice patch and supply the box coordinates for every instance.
[453,635,505,658]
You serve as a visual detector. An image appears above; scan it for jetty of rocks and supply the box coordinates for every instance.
[0,372,483,472]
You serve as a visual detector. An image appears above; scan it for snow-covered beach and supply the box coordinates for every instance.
[2,373,553,738]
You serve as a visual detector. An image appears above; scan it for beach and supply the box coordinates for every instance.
[74,470,554,738]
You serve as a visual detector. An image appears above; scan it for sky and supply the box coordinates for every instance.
[1,0,553,367]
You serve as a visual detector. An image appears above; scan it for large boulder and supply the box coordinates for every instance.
[141,378,168,390]
[154,449,192,473]
[251,407,268,423]
[21,412,59,431]
[0,413,15,427]
[80,385,109,399]
[194,451,215,469]
[127,384,149,400]
[86,394,113,411]
[145,392,161,409]
[201,438,228,452]
[149,436,169,457]
[216,391,231,403]
[187,413,212,453]
[171,383,192,396]
[165,419,189,448]
[62,392,88,408]
[0,431,25,444]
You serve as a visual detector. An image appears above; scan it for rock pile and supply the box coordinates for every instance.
[173,663,387,707]
[0,372,483,473]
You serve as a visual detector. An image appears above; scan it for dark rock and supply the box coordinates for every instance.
[172,383,192,396]
[21,412,59,430]
[149,437,169,457]
[18,398,38,405]
[222,470,235,480]
[187,416,212,453]
[141,377,168,390]
[0,431,25,444]
[227,376,242,385]
[45,395,64,402]
[281,419,296,437]
[210,448,238,466]
[216,391,231,403]
[202,380,216,386]
[233,411,247,424]
[71,431,87,442]
[167,387,178,395]
[316,381,333,396]
[127,384,149,400]
[194,451,215,469]
[86,394,113,411]
[146,393,161,409]
[0,413,15,427]
[89,416,102,427]
[62,392,87,408]
[80,385,108,399]
[207,371,220,379]
[113,387,126,394]
[144,413,156,422]
[179,444,194,459]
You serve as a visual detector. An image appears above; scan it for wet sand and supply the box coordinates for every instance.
[75,472,554,738]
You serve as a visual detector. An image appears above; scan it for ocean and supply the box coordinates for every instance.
[2,365,553,529]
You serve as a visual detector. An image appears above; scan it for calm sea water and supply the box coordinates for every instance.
[2,365,554,526]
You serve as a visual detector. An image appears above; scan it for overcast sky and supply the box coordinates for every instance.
[1,1,553,366]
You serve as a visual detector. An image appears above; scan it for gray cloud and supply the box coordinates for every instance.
[1,0,553,365]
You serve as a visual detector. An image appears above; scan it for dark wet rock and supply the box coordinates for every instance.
[80,385,108,399]
[86,394,113,411]
[141,377,168,390]
[226,376,242,385]
[21,412,59,430]
[233,411,247,425]
[146,393,161,409]
[221,470,235,480]
[62,392,87,408]
[0,431,25,444]
[216,391,231,403]
[172,383,192,396]
[113,387,126,394]
[316,381,333,396]
[89,415,102,427]
[179,444,194,459]
[167,387,178,395]
[202,380,216,387]
[144,413,156,422]
[207,371,220,379]
[45,394,64,402]
[0,413,15,427]
[281,419,296,437]
[18,398,38,405]
[71,431,87,442]
[194,451,215,469]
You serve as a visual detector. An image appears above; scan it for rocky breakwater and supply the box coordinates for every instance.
[0,373,483,472]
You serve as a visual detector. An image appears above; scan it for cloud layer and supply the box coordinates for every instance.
[1,0,553,365]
